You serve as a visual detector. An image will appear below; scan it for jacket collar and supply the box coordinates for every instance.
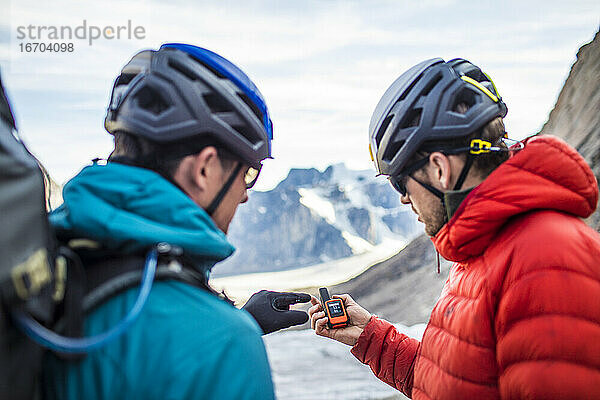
[50,162,235,273]
[432,135,598,262]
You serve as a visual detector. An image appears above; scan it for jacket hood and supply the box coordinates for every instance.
[433,135,598,262]
[50,162,235,271]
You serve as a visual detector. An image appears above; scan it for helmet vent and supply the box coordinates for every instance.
[400,108,422,129]
[203,93,233,113]
[452,87,477,112]
[168,59,198,82]
[196,60,227,80]
[116,72,137,86]
[232,123,259,144]
[398,75,422,102]
[136,86,170,115]
[237,92,264,123]
[383,139,403,163]
[375,114,393,146]
[178,50,228,80]
[420,73,442,97]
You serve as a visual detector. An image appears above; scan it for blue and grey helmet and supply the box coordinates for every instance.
[369,58,507,177]
[105,43,273,170]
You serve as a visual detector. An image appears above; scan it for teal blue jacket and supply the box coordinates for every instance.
[44,162,275,400]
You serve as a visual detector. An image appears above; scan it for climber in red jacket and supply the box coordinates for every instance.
[309,58,600,399]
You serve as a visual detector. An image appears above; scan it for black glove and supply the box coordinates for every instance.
[242,290,311,334]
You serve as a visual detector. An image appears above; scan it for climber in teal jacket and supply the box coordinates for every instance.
[45,162,274,400]
[43,44,310,400]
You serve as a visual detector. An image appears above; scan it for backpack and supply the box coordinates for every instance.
[0,71,63,400]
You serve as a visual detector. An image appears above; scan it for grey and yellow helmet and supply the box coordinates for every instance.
[369,58,506,177]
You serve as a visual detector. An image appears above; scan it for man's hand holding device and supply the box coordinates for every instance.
[308,288,372,346]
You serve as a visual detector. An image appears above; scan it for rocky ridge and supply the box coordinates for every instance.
[539,29,600,230]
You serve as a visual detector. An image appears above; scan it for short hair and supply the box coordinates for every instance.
[109,131,237,179]
[409,102,508,178]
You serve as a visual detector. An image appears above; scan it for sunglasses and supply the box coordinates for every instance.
[243,165,261,189]
[389,157,430,196]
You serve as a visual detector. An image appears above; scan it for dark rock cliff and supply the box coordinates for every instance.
[539,29,600,230]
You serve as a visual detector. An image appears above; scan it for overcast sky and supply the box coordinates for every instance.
[1,0,599,190]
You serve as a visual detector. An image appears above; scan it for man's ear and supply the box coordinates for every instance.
[171,146,223,208]
[428,152,453,190]
[189,146,220,190]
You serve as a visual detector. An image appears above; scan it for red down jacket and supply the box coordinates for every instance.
[351,135,600,399]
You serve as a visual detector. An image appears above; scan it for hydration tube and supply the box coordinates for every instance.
[12,246,158,353]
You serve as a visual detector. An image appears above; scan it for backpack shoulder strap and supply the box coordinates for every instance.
[52,242,230,346]
[81,253,215,314]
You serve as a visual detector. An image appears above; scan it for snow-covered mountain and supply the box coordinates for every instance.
[212,163,420,276]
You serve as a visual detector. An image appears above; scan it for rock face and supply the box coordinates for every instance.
[539,29,600,230]
[212,163,420,276]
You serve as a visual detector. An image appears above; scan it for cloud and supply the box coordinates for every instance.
[1,0,598,188]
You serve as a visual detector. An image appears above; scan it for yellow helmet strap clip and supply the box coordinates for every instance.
[470,139,492,154]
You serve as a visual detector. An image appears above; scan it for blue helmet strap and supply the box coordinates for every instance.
[205,162,243,216]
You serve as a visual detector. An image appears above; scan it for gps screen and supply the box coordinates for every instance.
[327,300,345,317]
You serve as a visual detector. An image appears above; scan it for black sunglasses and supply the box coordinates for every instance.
[389,157,430,196]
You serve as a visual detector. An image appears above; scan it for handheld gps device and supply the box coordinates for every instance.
[319,287,348,329]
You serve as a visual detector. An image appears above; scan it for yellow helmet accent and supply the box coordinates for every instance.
[460,76,499,103]
[470,139,492,154]
[482,71,501,99]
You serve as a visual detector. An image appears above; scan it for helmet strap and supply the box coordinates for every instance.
[410,176,449,226]
[205,162,243,216]
[407,150,475,222]
[411,176,445,205]
[453,153,474,191]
